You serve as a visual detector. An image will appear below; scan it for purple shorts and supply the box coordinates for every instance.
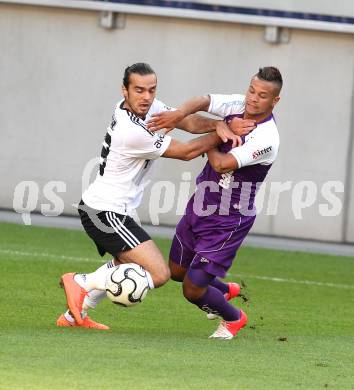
[169,211,255,278]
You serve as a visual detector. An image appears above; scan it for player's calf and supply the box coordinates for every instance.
[149,264,170,288]
[207,282,240,320]
[183,268,244,337]
[118,239,170,288]
[182,278,207,302]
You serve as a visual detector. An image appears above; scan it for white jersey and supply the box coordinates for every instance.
[82,99,172,214]
[208,94,279,167]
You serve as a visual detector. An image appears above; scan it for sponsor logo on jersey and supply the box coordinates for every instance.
[200,257,210,263]
[154,133,165,149]
[223,100,245,108]
[252,146,272,160]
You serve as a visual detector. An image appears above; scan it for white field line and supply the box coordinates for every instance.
[0,248,99,263]
[1,248,354,290]
[234,273,354,290]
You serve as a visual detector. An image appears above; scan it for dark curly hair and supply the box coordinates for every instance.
[123,63,156,88]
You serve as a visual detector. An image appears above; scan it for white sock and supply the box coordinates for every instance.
[74,259,116,292]
[64,310,75,323]
[146,270,154,289]
[83,289,107,311]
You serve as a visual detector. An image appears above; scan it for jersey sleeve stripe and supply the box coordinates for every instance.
[127,111,155,136]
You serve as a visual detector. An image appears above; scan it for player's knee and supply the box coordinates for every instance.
[170,273,184,282]
[182,281,204,302]
[151,266,171,288]
[170,264,185,282]
[169,259,186,282]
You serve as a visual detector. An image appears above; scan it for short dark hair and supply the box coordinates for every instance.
[123,63,156,88]
[256,66,283,95]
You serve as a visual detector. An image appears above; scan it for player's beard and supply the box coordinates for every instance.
[126,99,151,119]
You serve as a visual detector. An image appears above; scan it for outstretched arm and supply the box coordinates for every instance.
[162,132,221,161]
[147,95,242,147]
[147,95,254,143]
[177,114,255,138]
[177,114,217,134]
[147,96,210,132]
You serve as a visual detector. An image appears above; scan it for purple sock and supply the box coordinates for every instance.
[192,286,240,321]
[187,268,240,321]
[210,277,229,295]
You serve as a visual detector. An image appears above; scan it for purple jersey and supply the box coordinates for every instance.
[170,104,280,277]
[195,142,271,218]
[192,113,276,221]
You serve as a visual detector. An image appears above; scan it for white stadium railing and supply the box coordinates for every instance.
[1,0,354,34]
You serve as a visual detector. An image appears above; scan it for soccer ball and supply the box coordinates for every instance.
[105,263,150,307]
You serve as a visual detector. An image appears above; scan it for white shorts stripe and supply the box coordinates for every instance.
[113,215,141,246]
[106,212,136,249]
[108,212,141,247]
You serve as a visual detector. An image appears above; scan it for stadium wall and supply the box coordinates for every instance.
[1,2,354,243]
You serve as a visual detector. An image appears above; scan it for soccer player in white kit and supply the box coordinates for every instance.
[56,63,243,329]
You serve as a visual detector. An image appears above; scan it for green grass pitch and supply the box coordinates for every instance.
[1,222,354,389]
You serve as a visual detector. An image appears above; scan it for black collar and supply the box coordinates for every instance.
[120,101,146,121]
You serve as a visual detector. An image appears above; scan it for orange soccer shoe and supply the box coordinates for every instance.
[81,316,110,330]
[209,310,248,340]
[225,282,241,301]
[56,314,109,330]
[207,282,241,320]
[60,273,87,325]
[56,313,78,327]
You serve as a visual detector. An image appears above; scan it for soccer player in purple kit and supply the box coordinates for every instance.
[147,67,282,339]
